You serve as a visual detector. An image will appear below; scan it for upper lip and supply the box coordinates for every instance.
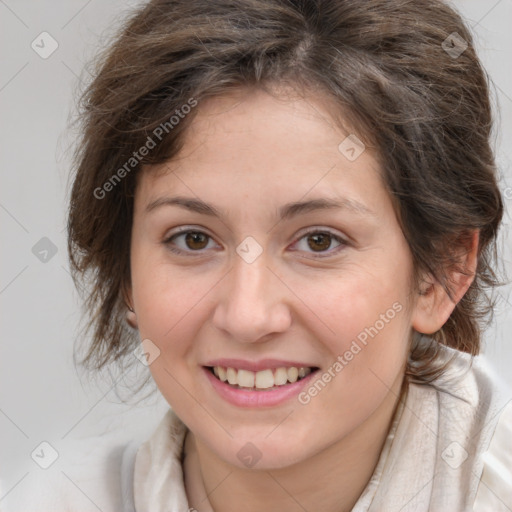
[204,358,318,372]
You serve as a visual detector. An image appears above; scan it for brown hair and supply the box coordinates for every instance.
[67,0,504,390]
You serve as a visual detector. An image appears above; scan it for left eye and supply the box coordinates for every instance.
[292,230,346,257]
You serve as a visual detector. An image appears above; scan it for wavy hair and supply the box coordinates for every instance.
[67,0,504,391]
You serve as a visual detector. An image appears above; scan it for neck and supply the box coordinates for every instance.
[184,375,407,512]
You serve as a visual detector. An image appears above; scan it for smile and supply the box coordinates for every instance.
[209,366,314,390]
[203,362,320,407]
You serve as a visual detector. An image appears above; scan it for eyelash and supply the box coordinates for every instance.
[163,227,348,259]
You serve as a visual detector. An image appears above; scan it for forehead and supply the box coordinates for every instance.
[135,87,389,220]
[176,86,360,157]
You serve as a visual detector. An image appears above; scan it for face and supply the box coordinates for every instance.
[129,86,418,470]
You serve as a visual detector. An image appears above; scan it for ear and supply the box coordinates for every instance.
[122,281,138,330]
[412,230,479,334]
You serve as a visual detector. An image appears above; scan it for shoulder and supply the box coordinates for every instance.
[417,343,511,427]
[473,394,512,510]
[415,345,512,509]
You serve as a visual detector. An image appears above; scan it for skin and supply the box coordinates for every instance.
[127,86,477,512]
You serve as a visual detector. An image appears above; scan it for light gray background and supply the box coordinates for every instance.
[1,0,511,505]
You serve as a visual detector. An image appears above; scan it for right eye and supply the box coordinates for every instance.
[163,228,219,255]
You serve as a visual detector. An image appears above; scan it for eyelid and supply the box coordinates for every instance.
[289,227,349,258]
[294,226,347,241]
[163,226,221,256]
[164,225,215,240]
[295,225,354,246]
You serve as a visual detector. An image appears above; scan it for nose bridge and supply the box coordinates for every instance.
[232,253,268,303]
[212,249,291,342]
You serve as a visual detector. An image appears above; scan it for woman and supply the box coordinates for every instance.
[16,0,512,510]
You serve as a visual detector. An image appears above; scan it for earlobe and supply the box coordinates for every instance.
[411,276,453,334]
[122,282,138,329]
[126,308,138,329]
[412,230,479,335]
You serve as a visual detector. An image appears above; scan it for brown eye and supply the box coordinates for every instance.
[184,232,209,250]
[164,229,216,255]
[293,229,347,258]
[307,233,333,252]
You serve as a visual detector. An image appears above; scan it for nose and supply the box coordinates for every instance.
[212,253,292,343]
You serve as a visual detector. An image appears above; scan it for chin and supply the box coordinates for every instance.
[209,432,320,471]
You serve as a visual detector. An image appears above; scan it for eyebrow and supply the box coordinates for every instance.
[145,195,375,220]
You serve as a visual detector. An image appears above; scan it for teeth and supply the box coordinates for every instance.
[226,367,237,385]
[217,367,227,382]
[255,369,274,389]
[211,366,312,389]
[287,367,299,383]
[274,367,288,386]
[237,369,255,388]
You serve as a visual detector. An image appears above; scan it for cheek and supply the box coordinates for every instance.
[305,261,410,347]
[131,256,225,390]
[300,261,412,398]
[130,254,188,361]
[131,262,208,409]
[295,281,409,436]
[132,248,202,335]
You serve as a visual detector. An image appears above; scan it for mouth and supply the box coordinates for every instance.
[205,365,319,391]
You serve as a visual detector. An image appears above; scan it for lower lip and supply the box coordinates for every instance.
[202,367,318,408]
